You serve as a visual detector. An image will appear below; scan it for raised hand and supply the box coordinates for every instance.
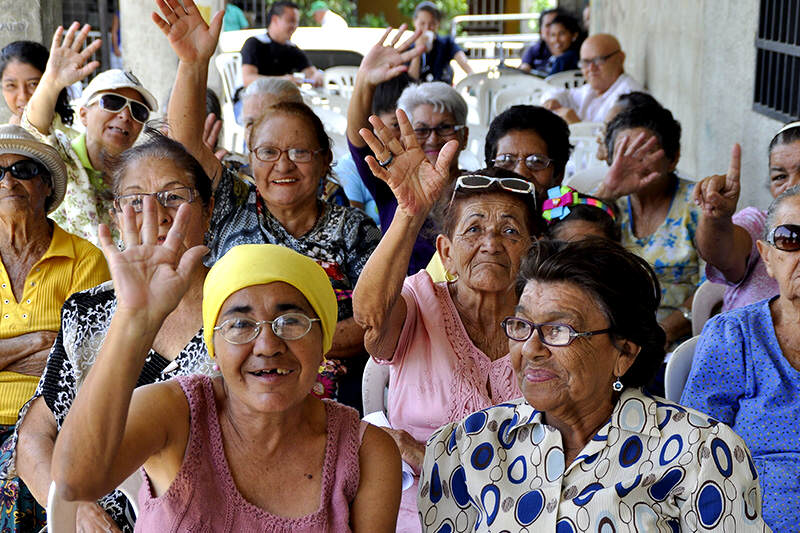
[359,25,424,86]
[359,109,458,216]
[97,197,208,325]
[43,22,102,90]
[152,0,223,63]
[601,131,666,198]
[693,144,741,219]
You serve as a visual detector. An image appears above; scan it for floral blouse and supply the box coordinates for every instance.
[419,388,770,532]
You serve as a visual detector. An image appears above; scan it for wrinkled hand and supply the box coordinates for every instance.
[43,22,102,90]
[381,427,424,472]
[152,0,223,63]
[359,25,424,86]
[693,144,741,219]
[203,112,223,151]
[554,107,580,124]
[543,98,562,111]
[98,197,208,325]
[359,109,458,217]
[601,131,665,198]
[76,502,121,533]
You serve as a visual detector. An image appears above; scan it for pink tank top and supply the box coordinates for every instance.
[134,374,367,532]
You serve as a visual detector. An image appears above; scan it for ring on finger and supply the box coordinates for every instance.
[378,153,394,168]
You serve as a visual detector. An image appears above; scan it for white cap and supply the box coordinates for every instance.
[80,69,158,111]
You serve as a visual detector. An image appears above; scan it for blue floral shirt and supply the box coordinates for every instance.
[419,388,770,532]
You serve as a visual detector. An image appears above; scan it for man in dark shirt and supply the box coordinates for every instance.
[519,8,562,74]
[240,1,324,87]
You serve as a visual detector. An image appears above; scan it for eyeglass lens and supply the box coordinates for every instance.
[99,94,150,123]
[0,161,43,181]
[115,188,194,212]
[414,124,459,139]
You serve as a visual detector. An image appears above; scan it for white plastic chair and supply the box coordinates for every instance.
[213,53,245,152]
[323,66,358,98]
[566,135,605,179]
[492,86,545,117]
[544,69,585,89]
[664,336,699,402]
[691,280,727,336]
[362,357,390,416]
[568,121,603,138]
[456,72,536,126]
[47,473,143,532]
[563,165,607,195]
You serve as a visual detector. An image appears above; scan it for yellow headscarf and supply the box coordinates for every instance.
[202,244,337,357]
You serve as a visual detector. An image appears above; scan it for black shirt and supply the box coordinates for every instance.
[240,33,311,76]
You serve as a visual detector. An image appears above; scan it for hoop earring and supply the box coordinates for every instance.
[444,270,459,283]
[612,377,624,392]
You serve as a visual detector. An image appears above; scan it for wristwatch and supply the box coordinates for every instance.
[679,305,692,322]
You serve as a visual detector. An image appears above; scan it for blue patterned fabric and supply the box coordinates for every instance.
[681,297,800,532]
[419,388,769,532]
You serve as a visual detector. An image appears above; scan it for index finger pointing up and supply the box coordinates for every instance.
[727,143,741,185]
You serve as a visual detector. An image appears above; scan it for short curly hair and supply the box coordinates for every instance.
[516,238,665,388]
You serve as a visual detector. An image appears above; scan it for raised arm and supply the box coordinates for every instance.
[595,131,666,200]
[26,23,101,134]
[51,199,207,501]
[694,144,753,283]
[352,109,458,360]
[153,0,225,188]
[346,26,422,148]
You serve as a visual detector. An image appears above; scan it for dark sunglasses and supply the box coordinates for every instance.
[88,93,150,124]
[493,153,555,172]
[766,224,800,252]
[0,160,47,181]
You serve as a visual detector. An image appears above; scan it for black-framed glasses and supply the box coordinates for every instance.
[493,153,555,172]
[87,93,150,123]
[578,50,620,69]
[114,187,197,213]
[501,317,612,346]
[251,145,325,163]
[0,160,46,181]
[214,313,321,344]
[766,223,800,252]
[413,123,466,140]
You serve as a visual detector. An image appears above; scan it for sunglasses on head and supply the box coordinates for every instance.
[87,93,150,124]
[448,174,537,210]
[766,224,800,251]
[0,160,47,181]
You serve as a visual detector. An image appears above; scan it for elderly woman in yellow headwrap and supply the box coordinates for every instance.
[50,198,401,531]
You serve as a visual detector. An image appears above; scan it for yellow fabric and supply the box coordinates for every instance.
[203,244,338,357]
[426,252,450,283]
[0,224,110,424]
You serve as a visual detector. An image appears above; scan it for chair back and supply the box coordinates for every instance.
[456,72,536,126]
[492,85,546,117]
[214,53,242,103]
[568,121,603,138]
[544,69,585,89]
[362,356,390,416]
[691,280,727,336]
[664,335,699,401]
[566,135,605,178]
[323,66,359,98]
[562,165,606,195]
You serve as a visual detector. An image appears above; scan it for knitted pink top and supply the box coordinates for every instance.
[134,374,367,532]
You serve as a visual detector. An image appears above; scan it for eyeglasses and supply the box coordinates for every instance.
[214,313,321,344]
[251,146,325,163]
[413,124,466,140]
[578,50,620,69]
[87,93,150,124]
[0,160,46,181]
[501,317,612,346]
[114,187,197,213]
[766,223,800,251]
[493,153,555,172]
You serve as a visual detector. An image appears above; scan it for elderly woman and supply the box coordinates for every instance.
[542,185,620,241]
[353,108,541,532]
[682,186,800,531]
[0,125,109,530]
[420,239,770,531]
[596,103,701,347]
[7,130,216,532]
[51,210,401,530]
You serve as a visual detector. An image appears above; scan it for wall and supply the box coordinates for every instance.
[592,0,779,211]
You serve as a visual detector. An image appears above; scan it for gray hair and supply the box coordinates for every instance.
[397,82,468,126]
[764,184,800,240]
[241,77,303,103]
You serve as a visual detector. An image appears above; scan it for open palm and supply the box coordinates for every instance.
[152,0,222,63]
[46,22,102,90]
[360,25,424,86]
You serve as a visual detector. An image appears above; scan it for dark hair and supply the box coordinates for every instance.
[485,105,573,182]
[434,167,544,239]
[371,73,413,116]
[549,14,581,37]
[516,239,666,387]
[538,8,564,32]
[605,103,681,164]
[769,122,800,155]
[615,91,660,113]
[267,1,299,24]
[414,1,442,22]
[109,127,212,206]
[0,41,73,126]
[205,88,222,120]
[546,199,621,242]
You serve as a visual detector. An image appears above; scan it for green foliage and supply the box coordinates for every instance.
[359,12,389,28]
[294,0,357,26]
[396,0,469,33]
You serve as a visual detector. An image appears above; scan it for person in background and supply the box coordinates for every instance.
[543,33,644,124]
[408,1,473,84]
[542,184,620,241]
[240,76,303,143]
[223,0,250,32]
[0,41,73,129]
[110,10,123,70]
[544,13,581,75]
[519,8,562,74]
[310,1,348,30]
[241,1,324,87]
[595,90,660,162]
[583,3,591,32]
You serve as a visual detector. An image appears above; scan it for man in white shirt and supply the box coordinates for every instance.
[311,1,348,30]
[543,33,644,124]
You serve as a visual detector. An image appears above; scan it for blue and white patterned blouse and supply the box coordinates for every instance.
[419,388,769,532]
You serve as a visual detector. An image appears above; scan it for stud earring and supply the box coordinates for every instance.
[612,377,624,392]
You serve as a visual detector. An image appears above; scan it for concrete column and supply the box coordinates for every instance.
[0,0,62,122]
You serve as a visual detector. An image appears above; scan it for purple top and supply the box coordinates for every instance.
[347,139,435,275]
[705,207,778,312]
[135,374,366,532]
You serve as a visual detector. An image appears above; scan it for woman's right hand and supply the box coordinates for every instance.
[76,503,122,533]
[359,109,459,217]
[43,22,102,91]
[600,131,665,199]
[693,144,741,219]
[359,25,423,86]
[152,0,223,64]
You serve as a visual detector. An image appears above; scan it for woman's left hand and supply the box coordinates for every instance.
[98,197,208,326]
[381,427,425,472]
